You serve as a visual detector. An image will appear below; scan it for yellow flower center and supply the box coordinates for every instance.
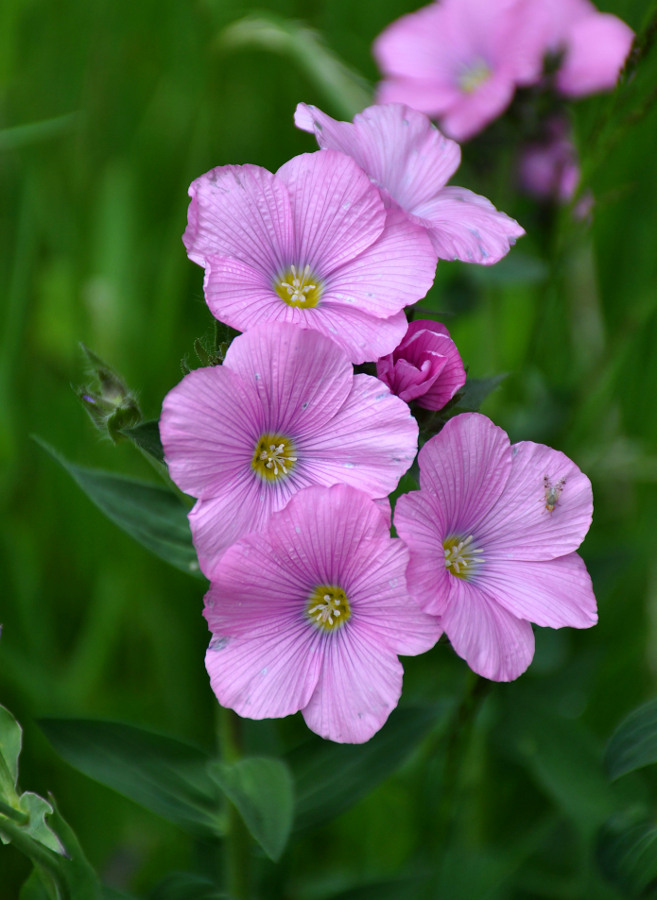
[458,59,491,93]
[443,534,484,580]
[274,264,323,308]
[306,585,351,632]
[251,433,297,481]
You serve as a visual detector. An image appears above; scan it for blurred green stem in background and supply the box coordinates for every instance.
[217,705,251,900]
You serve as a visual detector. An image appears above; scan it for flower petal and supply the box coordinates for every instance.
[346,538,442,655]
[412,185,524,264]
[189,472,304,580]
[203,542,323,717]
[276,150,385,274]
[394,490,451,616]
[441,578,535,681]
[417,413,512,536]
[557,14,634,97]
[184,164,293,273]
[477,440,593,560]
[224,324,353,435]
[325,206,436,316]
[300,373,418,497]
[160,366,262,500]
[295,102,462,213]
[302,628,404,743]
[201,255,287,331]
[312,304,409,365]
[481,552,597,629]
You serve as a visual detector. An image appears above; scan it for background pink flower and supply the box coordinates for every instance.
[204,484,442,743]
[160,324,418,578]
[183,150,436,363]
[295,102,525,265]
[394,413,596,682]
[527,0,634,97]
[373,0,542,140]
[376,319,466,409]
[518,117,580,203]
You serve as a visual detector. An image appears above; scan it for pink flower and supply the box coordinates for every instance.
[295,102,524,265]
[518,117,580,203]
[373,0,542,141]
[160,324,418,578]
[394,413,597,682]
[204,484,442,743]
[376,319,466,410]
[527,0,634,97]
[183,150,436,364]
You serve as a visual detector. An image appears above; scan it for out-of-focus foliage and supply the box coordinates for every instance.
[2,0,657,897]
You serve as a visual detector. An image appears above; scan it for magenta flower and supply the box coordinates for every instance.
[204,484,442,743]
[295,102,524,265]
[527,0,633,97]
[160,323,418,578]
[183,150,436,364]
[373,0,542,141]
[376,319,466,410]
[394,413,596,682]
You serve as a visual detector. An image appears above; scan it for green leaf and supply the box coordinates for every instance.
[290,703,447,832]
[0,113,78,152]
[19,870,49,900]
[449,374,508,414]
[149,872,230,900]
[210,757,294,862]
[40,718,221,837]
[34,438,202,578]
[18,792,65,855]
[103,887,140,900]
[597,813,657,897]
[0,703,22,795]
[120,420,165,464]
[605,697,657,780]
[218,14,371,119]
[506,706,616,837]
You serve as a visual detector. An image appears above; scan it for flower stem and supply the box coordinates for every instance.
[217,706,251,900]
[436,673,490,854]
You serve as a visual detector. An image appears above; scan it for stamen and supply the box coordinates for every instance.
[443,534,484,580]
[306,586,350,631]
[252,433,297,481]
[274,264,323,308]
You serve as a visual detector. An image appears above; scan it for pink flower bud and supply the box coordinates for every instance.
[376,319,466,410]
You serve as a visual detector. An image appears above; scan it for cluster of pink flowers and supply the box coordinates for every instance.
[160,100,597,743]
[374,0,633,203]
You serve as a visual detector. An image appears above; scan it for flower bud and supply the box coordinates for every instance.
[376,320,466,411]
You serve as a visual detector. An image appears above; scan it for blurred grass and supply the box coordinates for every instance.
[1,0,657,896]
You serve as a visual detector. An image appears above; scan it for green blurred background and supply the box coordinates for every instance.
[2,0,657,896]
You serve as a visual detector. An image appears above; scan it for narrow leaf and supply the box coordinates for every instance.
[40,719,221,837]
[210,757,294,862]
[597,813,657,897]
[290,703,447,832]
[34,438,202,578]
[218,14,371,119]
[605,697,657,780]
[0,703,22,793]
[149,872,230,900]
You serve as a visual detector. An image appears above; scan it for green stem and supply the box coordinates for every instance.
[0,798,29,824]
[0,817,64,899]
[435,674,490,854]
[217,706,251,900]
